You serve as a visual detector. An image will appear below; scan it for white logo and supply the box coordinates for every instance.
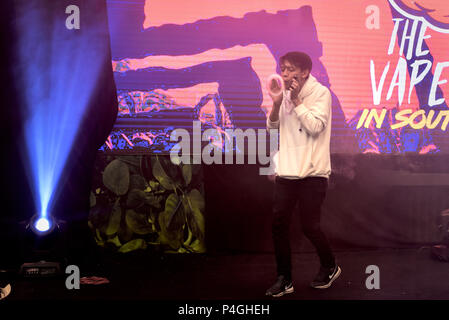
[365,265,380,290]
[66,5,81,30]
[65,265,80,290]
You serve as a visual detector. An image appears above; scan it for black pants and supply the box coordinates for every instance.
[272,176,335,281]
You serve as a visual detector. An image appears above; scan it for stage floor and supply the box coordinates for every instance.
[2,247,449,301]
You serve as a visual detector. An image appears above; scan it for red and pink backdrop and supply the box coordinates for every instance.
[103,0,449,155]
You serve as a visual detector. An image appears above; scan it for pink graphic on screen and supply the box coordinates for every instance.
[103,0,449,154]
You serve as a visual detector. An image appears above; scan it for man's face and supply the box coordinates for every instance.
[280,60,309,89]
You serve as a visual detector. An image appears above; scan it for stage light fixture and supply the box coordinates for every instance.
[19,214,64,277]
[29,214,56,236]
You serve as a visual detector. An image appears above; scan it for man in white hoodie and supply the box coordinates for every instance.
[265,52,341,297]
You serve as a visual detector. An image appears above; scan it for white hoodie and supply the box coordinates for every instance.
[267,74,332,179]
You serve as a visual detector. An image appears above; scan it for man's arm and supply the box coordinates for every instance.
[293,88,331,136]
[267,100,282,129]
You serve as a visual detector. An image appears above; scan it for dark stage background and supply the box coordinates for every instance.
[204,154,449,252]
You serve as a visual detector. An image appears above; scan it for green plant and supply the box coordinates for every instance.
[88,154,206,254]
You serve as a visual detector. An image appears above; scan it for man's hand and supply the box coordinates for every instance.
[289,76,301,103]
[268,77,284,106]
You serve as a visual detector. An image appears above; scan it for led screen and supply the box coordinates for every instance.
[102,0,449,154]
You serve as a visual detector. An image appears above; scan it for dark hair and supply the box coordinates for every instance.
[280,52,312,72]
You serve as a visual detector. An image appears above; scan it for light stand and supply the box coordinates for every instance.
[19,215,66,277]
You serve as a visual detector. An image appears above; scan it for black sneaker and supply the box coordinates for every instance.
[265,275,294,297]
[310,265,341,289]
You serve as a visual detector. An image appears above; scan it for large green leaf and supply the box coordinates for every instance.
[118,224,134,243]
[159,206,184,250]
[159,226,184,250]
[164,193,184,231]
[188,189,205,212]
[128,189,162,210]
[159,156,180,181]
[184,189,205,241]
[105,199,122,236]
[126,189,146,209]
[183,226,193,246]
[95,229,105,247]
[182,164,192,186]
[125,209,153,235]
[186,206,205,241]
[118,239,147,253]
[88,203,112,229]
[152,157,176,190]
[144,194,163,209]
[129,174,147,190]
[189,239,206,253]
[103,159,130,195]
[107,236,122,247]
[116,155,141,175]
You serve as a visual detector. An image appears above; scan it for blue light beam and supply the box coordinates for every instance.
[15,2,108,223]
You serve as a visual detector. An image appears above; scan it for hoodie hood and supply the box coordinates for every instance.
[298,74,320,100]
